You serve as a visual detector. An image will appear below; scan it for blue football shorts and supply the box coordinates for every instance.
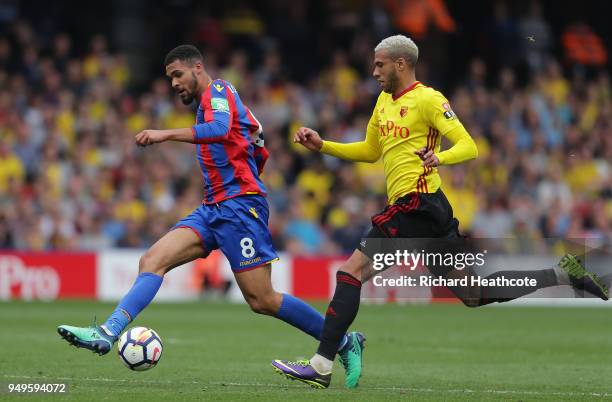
[173,194,279,272]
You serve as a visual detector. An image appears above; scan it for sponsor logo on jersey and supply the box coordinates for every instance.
[249,207,259,219]
[211,97,230,113]
[213,83,224,93]
[380,120,410,138]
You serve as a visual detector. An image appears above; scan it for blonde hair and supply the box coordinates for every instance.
[374,35,419,66]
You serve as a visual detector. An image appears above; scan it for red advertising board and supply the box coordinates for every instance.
[0,251,460,302]
[291,256,345,300]
[0,252,96,301]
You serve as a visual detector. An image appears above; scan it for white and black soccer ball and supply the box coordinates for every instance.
[117,327,163,371]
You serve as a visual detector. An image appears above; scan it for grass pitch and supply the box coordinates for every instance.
[1,301,611,401]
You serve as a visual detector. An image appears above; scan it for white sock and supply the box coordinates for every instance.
[310,353,333,375]
[554,266,570,285]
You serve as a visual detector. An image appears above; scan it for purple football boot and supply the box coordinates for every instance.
[271,359,331,389]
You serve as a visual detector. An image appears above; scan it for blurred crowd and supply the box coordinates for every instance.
[0,2,610,254]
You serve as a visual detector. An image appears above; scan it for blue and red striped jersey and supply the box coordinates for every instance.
[192,79,268,204]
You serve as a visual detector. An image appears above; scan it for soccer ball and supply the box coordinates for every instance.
[117,327,163,371]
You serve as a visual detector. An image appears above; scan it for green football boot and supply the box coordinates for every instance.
[57,320,117,356]
[338,331,366,388]
[558,254,609,300]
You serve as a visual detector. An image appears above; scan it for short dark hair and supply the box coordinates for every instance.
[164,44,203,67]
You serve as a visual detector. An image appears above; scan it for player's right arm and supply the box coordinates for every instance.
[135,81,234,146]
[295,110,381,163]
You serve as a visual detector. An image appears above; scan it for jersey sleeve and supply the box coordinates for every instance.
[319,99,382,163]
[420,89,478,165]
[192,80,234,144]
[420,89,464,136]
[436,126,478,165]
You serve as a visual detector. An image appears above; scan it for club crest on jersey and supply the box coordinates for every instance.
[442,102,456,119]
[399,106,408,118]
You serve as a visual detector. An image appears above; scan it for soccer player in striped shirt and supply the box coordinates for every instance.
[57,45,360,367]
[271,35,608,389]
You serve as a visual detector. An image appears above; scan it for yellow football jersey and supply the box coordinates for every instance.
[321,81,477,204]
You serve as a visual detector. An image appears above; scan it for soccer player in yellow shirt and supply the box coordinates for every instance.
[271,35,608,389]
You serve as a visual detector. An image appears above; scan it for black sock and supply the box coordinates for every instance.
[479,269,558,305]
[317,271,362,360]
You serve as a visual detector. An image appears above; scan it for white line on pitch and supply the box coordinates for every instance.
[212,381,612,397]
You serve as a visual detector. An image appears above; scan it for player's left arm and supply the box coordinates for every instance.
[246,109,269,175]
[434,127,478,166]
[253,144,269,175]
[416,90,478,167]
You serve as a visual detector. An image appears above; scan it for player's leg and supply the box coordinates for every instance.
[99,227,205,335]
[433,239,608,305]
[58,213,210,355]
[272,248,370,389]
[272,197,421,389]
[218,195,337,341]
[233,263,281,314]
[418,190,608,305]
[556,253,608,300]
[233,263,332,341]
[216,195,359,388]
[276,193,442,387]
[234,255,365,387]
[458,253,608,306]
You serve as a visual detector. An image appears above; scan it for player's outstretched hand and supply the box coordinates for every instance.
[294,127,323,152]
[135,130,168,147]
[415,147,440,168]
